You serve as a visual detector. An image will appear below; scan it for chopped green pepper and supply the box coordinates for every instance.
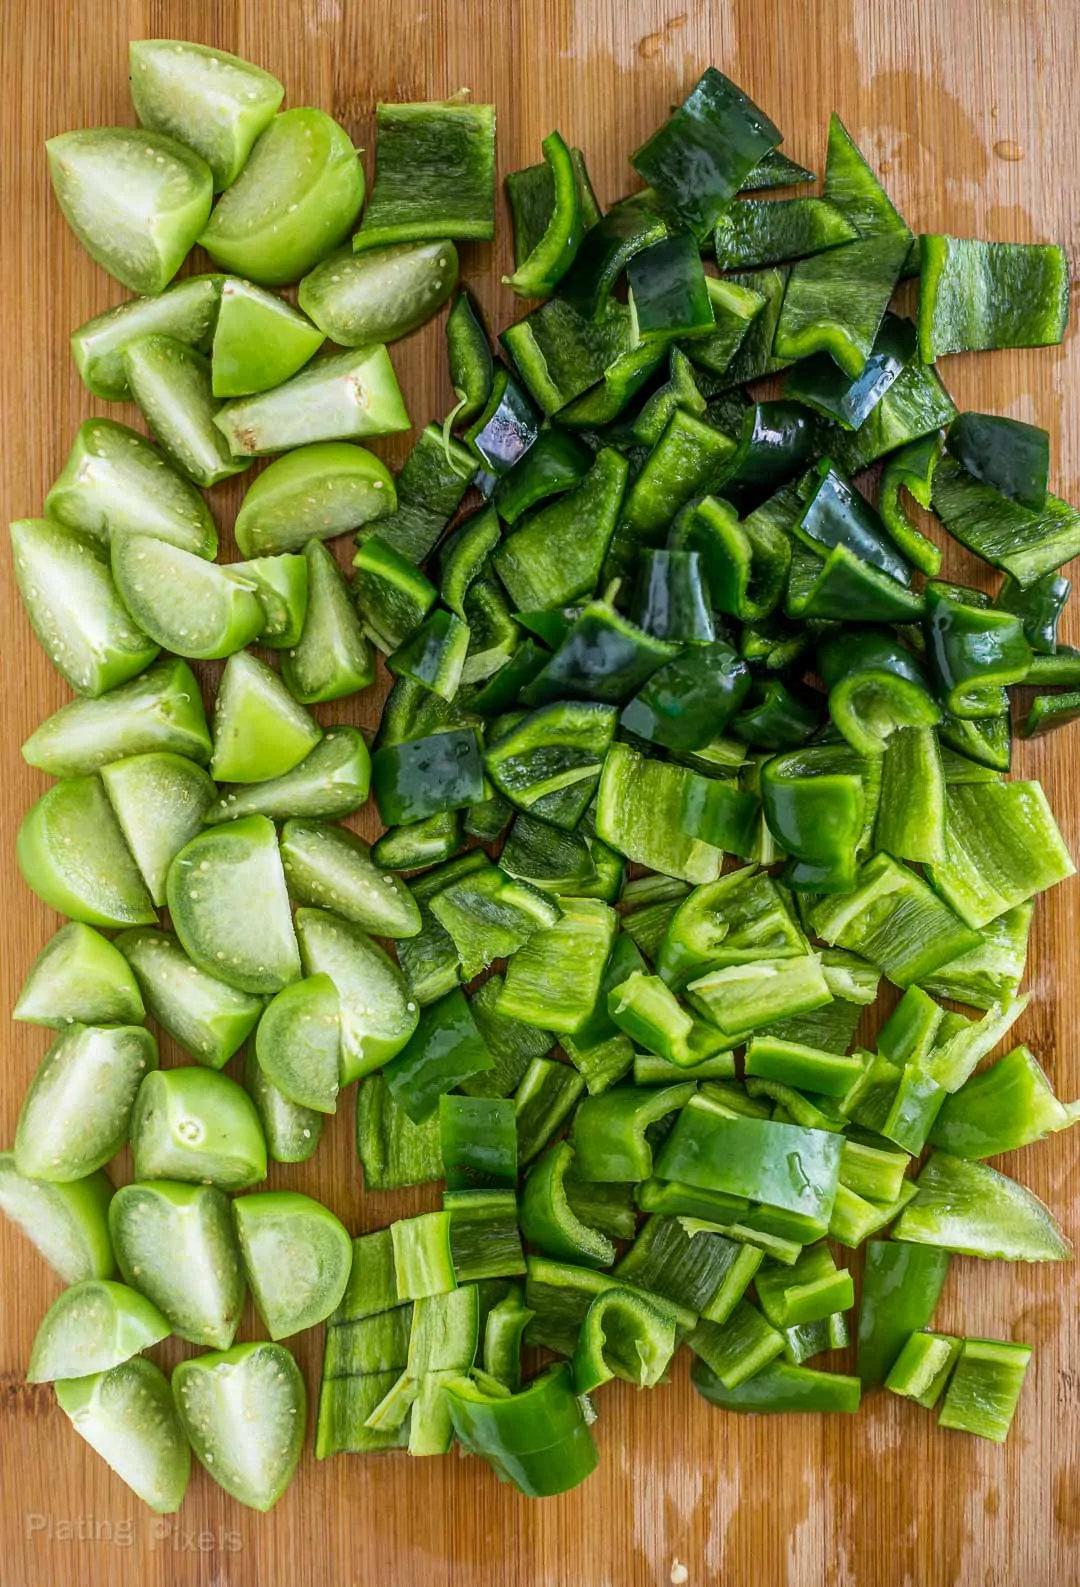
[918,235,1069,360]
[893,1152,1072,1262]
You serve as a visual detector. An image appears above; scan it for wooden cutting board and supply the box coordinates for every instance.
[1,1,1078,1583]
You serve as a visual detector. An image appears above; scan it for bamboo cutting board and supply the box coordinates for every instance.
[1,2,1078,1583]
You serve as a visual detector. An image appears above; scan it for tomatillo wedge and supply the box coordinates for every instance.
[211,277,324,397]
[166,815,300,995]
[280,539,374,704]
[228,553,309,649]
[21,658,212,779]
[15,1023,157,1182]
[71,275,222,402]
[101,752,217,905]
[295,907,419,1081]
[279,819,421,938]
[244,1051,324,1165]
[17,776,157,929]
[233,442,395,557]
[209,651,322,784]
[121,334,249,488]
[46,127,213,294]
[109,1181,246,1349]
[115,928,263,1069]
[199,107,364,285]
[129,40,284,192]
[130,1067,267,1189]
[213,344,409,455]
[11,519,159,697]
[0,1153,115,1283]
[203,726,371,823]
[254,975,342,1113]
[232,1190,352,1339]
[13,922,145,1029]
[44,418,217,556]
[298,240,459,346]
[56,1358,190,1515]
[111,535,263,661]
[28,1279,170,1382]
[172,1341,306,1511]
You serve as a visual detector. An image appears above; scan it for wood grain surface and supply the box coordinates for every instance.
[1,2,1078,1583]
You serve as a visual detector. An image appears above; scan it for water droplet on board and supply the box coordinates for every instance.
[993,140,1024,162]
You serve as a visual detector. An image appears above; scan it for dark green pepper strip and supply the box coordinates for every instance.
[930,454,1080,588]
[717,267,792,386]
[620,640,751,753]
[506,144,598,272]
[692,1353,860,1412]
[559,192,668,322]
[993,571,1070,655]
[522,601,679,709]
[924,780,1074,931]
[676,486,795,624]
[655,1100,842,1232]
[811,851,981,987]
[740,149,815,191]
[445,289,494,429]
[1022,690,1080,737]
[493,428,593,526]
[572,1287,677,1393]
[482,1283,534,1392]
[631,348,707,448]
[1026,645,1080,685]
[893,1151,1072,1262]
[938,710,1011,772]
[374,673,480,749]
[483,700,616,830]
[785,540,924,624]
[795,464,912,586]
[827,357,957,475]
[604,408,738,583]
[713,196,856,270]
[556,342,667,428]
[761,743,870,892]
[438,505,500,621]
[924,580,1031,718]
[774,232,910,379]
[467,640,548,717]
[630,549,714,644]
[929,1045,1078,1159]
[493,447,628,613]
[444,1189,527,1283]
[817,627,939,757]
[784,313,916,432]
[680,276,765,378]
[387,609,470,702]
[358,423,475,564]
[352,98,495,249]
[501,297,632,416]
[463,974,556,1101]
[519,1141,617,1268]
[656,864,807,990]
[947,412,1050,512]
[353,534,437,653]
[514,1058,587,1164]
[571,1081,695,1182]
[372,802,464,868]
[503,131,585,298]
[371,728,486,827]
[439,1094,517,1189]
[383,988,494,1124]
[465,365,542,477]
[879,1066,947,1154]
[627,234,715,344]
[856,1240,951,1385]
[730,678,823,750]
[444,1362,598,1498]
[823,113,911,240]
[937,1338,1032,1442]
[918,235,1069,360]
[631,68,781,238]
[715,401,821,515]
[678,772,761,861]
[877,431,945,577]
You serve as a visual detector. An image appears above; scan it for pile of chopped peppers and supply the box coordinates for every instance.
[7,49,1079,1513]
